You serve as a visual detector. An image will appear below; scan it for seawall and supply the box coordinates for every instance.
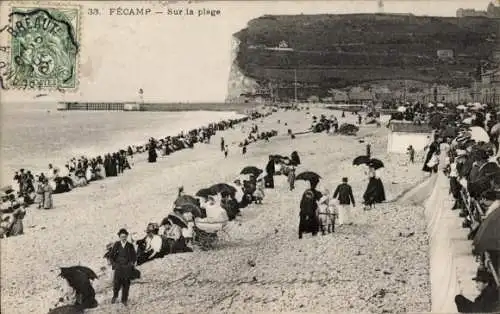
[401,172,479,313]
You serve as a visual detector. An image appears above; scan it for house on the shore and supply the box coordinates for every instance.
[349,89,373,105]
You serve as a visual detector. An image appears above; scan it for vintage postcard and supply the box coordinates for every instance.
[1,1,499,313]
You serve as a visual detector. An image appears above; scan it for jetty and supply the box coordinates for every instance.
[56,102,257,113]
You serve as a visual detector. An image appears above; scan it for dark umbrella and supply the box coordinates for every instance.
[196,188,216,198]
[296,171,321,183]
[174,195,199,207]
[240,166,263,176]
[368,158,384,170]
[176,203,203,218]
[61,266,98,281]
[473,207,500,253]
[161,213,188,228]
[208,183,237,196]
[58,267,95,298]
[353,155,370,166]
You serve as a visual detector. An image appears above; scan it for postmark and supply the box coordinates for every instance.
[7,6,80,90]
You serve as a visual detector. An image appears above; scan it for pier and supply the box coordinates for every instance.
[57,102,257,113]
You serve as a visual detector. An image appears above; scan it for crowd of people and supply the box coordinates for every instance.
[416,101,500,313]
[0,110,272,239]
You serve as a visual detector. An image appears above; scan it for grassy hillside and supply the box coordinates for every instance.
[233,14,499,90]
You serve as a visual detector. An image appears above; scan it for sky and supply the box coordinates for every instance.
[0,0,494,104]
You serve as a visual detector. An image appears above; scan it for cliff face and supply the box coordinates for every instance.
[225,37,259,102]
[228,13,500,99]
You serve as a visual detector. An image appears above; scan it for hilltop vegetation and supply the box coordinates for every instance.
[233,14,499,92]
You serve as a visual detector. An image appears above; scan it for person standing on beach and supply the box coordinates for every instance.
[220,137,225,152]
[407,145,415,163]
[224,145,229,158]
[333,177,355,226]
[109,228,137,306]
[42,179,53,209]
[288,167,296,191]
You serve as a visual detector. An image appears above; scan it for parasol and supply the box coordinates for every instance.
[174,195,199,207]
[208,183,237,196]
[368,158,385,170]
[469,126,490,143]
[397,106,406,113]
[473,206,500,253]
[437,103,445,108]
[60,266,98,281]
[490,123,500,136]
[240,166,263,176]
[161,213,188,228]
[58,266,97,301]
[353,155,371,166]
[456,105,467,110]
[296,171,321,184]
[196,188,216,198]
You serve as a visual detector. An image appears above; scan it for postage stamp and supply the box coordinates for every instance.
[7,6,80,90]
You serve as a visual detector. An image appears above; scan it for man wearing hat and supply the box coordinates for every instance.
[454,269,499,313]
[109,228,137,306]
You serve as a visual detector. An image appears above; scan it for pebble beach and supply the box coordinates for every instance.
[1,107,431,314]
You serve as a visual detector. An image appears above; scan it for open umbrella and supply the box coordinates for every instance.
[456,105,467,110]
[60,266,98,281]
[437,103,445,108]
[174,195,199,207]
[175,203,203,218]
[473,206,500,253]
[353,155,370,166]
[208,183,236,197]
[368,158,384,170]
[161,213,188,228]
[240,166,263,176]
[427,103,434,108]
[58,266,97,304]
[469,126,490,143]
[196,188,215,198]
[490,123,500,136]
[296,171,321,183]
[397,106,406,113]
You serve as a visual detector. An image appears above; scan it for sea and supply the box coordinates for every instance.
[0,102,245,186]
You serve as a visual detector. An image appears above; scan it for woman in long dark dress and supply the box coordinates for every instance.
[298,181,322,239]
[265,156,275,188]
[148,145,157,163]
[422,137,440,173]
[363,167,386,210]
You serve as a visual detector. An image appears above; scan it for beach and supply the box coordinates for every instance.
[0,108,431,313]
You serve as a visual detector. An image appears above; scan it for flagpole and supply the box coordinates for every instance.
[294,68,298,104]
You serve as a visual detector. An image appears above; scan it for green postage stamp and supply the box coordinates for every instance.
[8,6,80,90]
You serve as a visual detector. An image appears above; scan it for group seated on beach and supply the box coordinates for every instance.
[0,111,272,241]
[104,158,275,266]
[416,101,500,313]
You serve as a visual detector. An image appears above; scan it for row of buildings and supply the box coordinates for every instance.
[456,2,500,18]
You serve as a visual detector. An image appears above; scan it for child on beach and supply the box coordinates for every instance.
[254,176,265,204]
[224,145,229,158]
[407,145,415,163]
